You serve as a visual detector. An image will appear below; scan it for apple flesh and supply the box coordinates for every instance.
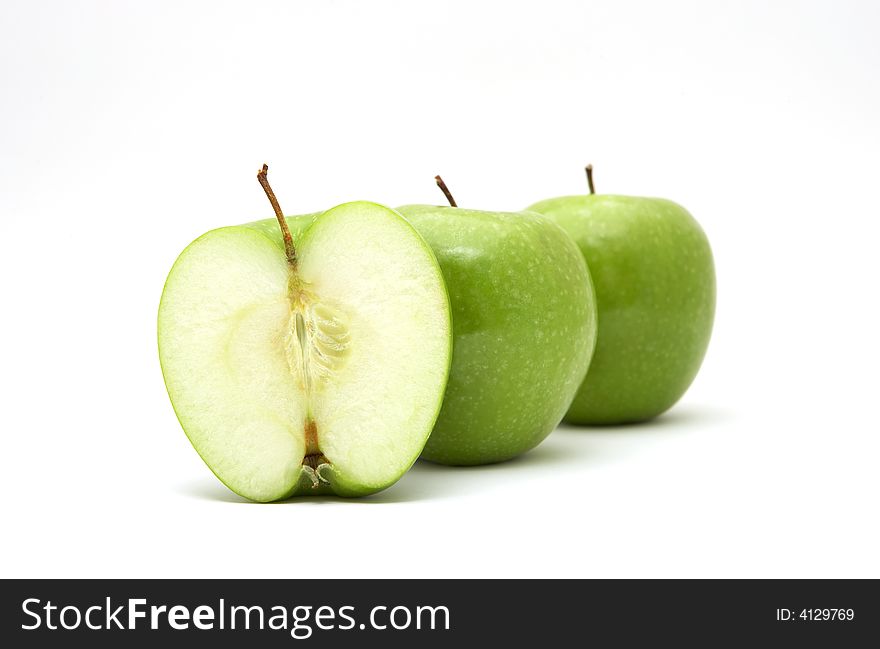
[158,201,452,500]
[396,204,597,464]
[526,193,715,424]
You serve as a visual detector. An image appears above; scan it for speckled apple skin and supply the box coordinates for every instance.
[397,205,597,465]
[526,195,715,425]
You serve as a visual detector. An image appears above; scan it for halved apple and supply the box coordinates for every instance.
[158,171,452,501]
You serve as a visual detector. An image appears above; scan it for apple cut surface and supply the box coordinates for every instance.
[158,202,452,500]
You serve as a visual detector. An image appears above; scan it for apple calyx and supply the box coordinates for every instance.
[434,175,457,207]
[585,164,596,195]
[302,419,328,467]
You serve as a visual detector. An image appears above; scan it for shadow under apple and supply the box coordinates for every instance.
[176,404,731,504]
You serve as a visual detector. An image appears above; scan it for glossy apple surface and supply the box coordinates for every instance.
[397,204,597,464]
[527,194,715,424]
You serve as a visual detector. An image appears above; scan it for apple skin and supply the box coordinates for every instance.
[525,195,715,424]
[396,204,597,465]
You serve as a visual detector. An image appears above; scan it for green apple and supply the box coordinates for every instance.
[396,177,597,465]
[526,166,715,424]
[158,166,452,500]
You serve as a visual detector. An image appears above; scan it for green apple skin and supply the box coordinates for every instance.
[526,195,715,424]
[396,205,597,465]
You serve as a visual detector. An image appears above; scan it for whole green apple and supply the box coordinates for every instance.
[158,167,452,500]
[526,166,715,424]
[396,177,597,465]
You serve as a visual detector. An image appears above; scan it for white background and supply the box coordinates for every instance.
[1,0,878,578]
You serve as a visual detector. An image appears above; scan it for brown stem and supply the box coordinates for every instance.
[585,164,595,195]
[257,164,297,268]
[434,175,457,207]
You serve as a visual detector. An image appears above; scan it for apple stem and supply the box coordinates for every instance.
[434,175,457,207]
[257,164,297,269]
[585,164,596,195]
